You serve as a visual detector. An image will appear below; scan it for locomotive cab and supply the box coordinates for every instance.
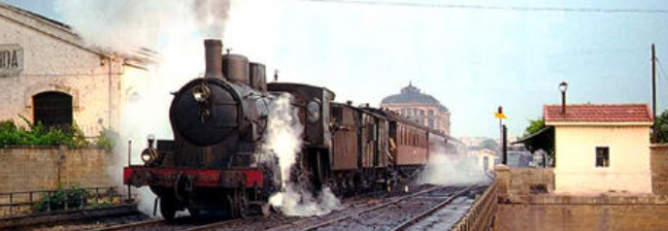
[267,83,335,192]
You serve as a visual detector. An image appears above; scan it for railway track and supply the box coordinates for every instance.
[90,219,166,231]
[280,185,477,231]
[83,184,436,231]
[31,183,484,231]
[389,186,477,231]
[89,217,244,231]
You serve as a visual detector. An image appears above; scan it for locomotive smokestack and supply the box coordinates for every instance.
[204,39,224,79]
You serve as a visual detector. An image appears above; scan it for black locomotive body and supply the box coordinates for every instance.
[124,39,449,220]
[125,40,279,219]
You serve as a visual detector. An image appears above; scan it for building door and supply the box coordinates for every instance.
[33,91,73,130]
[483,156,489,172]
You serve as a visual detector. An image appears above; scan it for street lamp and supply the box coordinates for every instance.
[559,81,568,114]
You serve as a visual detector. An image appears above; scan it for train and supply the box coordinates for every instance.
[123,39,449,220]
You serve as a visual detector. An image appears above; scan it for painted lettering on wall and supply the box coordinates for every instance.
[0,44,23,77]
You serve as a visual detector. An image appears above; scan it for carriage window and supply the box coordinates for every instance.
[406,129,410,146]
[366,123,374,142]
[33,91,73,130]
[405,128,409,146]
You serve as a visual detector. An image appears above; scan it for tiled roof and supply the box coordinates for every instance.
[544,104,653,124]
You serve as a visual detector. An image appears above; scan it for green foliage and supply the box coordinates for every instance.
[480,139,499,151]
[656,110,668,143]
[95,128,119,151]
[34,187,90,212]
[0,115,89,148]
[524,118,546,137]
[66,122,88,149]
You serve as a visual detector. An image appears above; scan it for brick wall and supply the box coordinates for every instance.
[0,147,114,192]
[651,144,668,195]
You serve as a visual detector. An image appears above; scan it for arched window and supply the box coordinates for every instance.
[33,91,73,130]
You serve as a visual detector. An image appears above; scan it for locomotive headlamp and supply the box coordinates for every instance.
[307,101,320,122]
[141,151,152,163]
[193,85,210,102]
[141,148,159,165]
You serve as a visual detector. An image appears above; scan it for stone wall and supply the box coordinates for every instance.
[494,165,554,196]
[494,162,668,231]
[651,144,668,195]
[495,195,668,231]
[0,147,114,192]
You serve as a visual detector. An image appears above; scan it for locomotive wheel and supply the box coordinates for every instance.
[386,181,392,193]
[226,192,249,218]
[226,195,237,218]
[160,197,177,221]
[238,195,249,218]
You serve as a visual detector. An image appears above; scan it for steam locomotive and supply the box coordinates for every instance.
[124,39,448,220]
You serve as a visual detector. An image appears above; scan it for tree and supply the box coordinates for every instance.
[522,117,554,167]
[524,118,545,137]
[480,139,499,151]
[656,110,668,143]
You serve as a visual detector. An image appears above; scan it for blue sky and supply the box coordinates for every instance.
[4,0,668,138]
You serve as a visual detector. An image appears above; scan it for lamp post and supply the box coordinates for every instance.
[495,106,508,165]
[559,81,568,114]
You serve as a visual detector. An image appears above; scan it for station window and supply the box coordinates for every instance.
[429,110,434,116]
[33,91,73,130]
[595,147,610,168]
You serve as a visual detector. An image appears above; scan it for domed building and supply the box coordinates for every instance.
[380,82,451,135]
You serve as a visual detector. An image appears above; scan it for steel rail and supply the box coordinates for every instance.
[290,185,447,231]
[388,185,477,231]
[90,219,166,231]
[181,218,243,231]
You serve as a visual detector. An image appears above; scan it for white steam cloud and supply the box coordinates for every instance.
[264,95,341,217]
[54,0,231,55]
[418,141,491,186]
[192,0,231,38]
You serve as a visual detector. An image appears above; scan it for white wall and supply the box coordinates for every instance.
[554,125,652,194]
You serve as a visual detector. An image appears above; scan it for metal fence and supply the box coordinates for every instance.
[0,187,132,218]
